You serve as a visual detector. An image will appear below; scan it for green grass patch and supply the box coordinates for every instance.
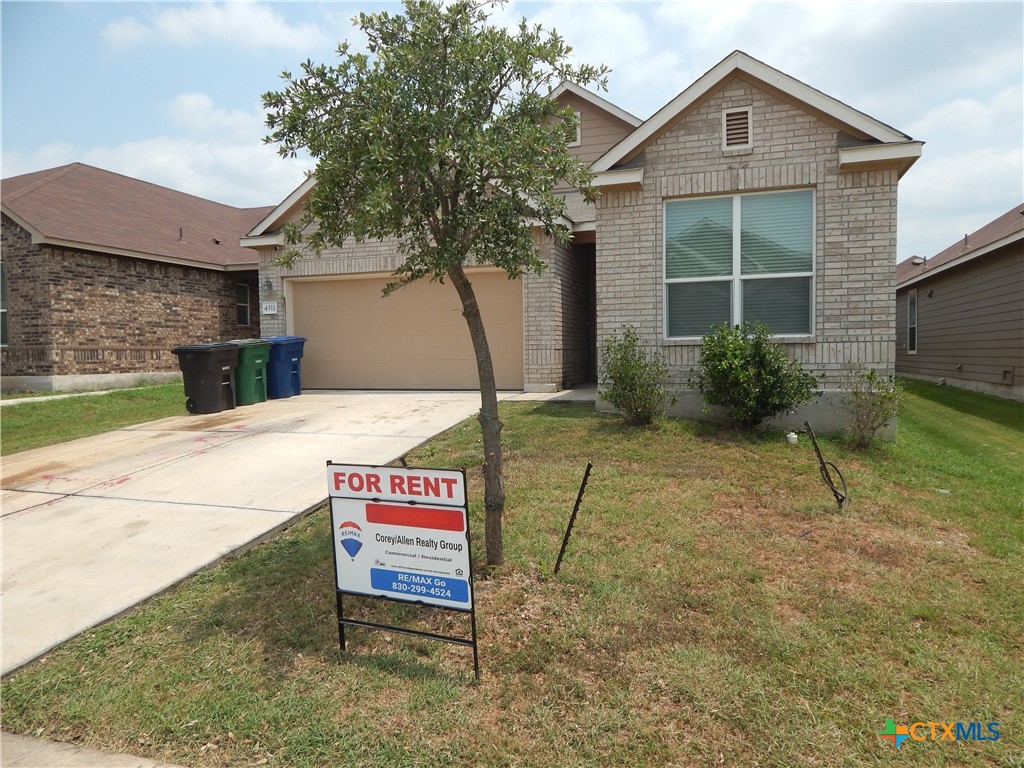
[0,384,187,455]
[2,384,1022,767]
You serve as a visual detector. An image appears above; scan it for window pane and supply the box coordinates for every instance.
[665,197,733,279]
[742,277,811,335]
[667,281,731,337]
[740,190,813,274]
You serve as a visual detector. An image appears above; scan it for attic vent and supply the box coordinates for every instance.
[723,107,752,150]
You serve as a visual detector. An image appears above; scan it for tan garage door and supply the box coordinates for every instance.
[291,270,523,390]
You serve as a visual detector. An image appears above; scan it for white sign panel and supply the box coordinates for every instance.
[328,464,471,611]
[261,301,278,315]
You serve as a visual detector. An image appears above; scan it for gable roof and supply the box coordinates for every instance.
[592,50,922,178]
[245,85,642,243]
[896,203,1024,289]
[1,163,272,270]
[549,81,643,128]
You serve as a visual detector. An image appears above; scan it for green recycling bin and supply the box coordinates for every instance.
[230,339,272,406]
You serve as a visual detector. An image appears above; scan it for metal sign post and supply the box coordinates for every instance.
[554,462,593,575]
[328,462,479,679]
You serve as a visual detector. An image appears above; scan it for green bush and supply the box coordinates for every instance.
[841,365,903,448]
[599,326,674,426]
[690,322,820,429]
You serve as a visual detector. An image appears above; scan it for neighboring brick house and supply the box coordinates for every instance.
[1,163,272,391]
[246,51,922,429]
[895,204,1023,401]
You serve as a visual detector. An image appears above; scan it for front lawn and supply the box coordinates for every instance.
[1,381,1021,767]
[0,383,187,455]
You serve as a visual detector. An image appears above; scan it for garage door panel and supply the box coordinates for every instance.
[292,272,522,390]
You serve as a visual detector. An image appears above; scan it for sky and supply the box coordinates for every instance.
[1,1,1021,264]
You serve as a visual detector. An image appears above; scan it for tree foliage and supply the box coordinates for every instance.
[262,0,607,565]
[263,0,606,288]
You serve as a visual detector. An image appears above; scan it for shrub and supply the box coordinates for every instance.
[690,322,819,429]
[599,326,674,426]
[841,365,902,448]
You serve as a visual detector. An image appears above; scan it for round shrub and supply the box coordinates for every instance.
[690,322,820,429]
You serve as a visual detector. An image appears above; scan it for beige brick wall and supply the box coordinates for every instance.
[259,235,578,390]
[596,76,899,392]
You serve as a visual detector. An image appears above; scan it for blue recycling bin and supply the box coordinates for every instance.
[264,336,307,398]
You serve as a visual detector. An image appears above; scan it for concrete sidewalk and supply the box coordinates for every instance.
[1,388,593,767]
[0,732,189,768]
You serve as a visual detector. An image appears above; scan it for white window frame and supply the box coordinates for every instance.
[567,108,582,147]
[722,106,753,151]
[907,288,918,354]
[663,189,816,341]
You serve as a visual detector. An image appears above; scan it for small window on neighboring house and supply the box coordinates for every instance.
[235,283,250,326]
[907,289,918,354]
[723,107,752,150]
[0,261,8,345]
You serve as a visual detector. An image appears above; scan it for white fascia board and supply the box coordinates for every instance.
[0,206,41,242]
[572,220,596,233]
[247,175,315,237]
[240,233,286,249]
[550,82,643,127]
[593,50,914,173]
[839,142,924,173]
[528,215,575,230]
[896,229,1024,290]
[592,168,643,189]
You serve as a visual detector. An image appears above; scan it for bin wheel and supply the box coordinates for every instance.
[185,398,198,414]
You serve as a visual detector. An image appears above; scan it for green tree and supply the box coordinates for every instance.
[263,0,606,565]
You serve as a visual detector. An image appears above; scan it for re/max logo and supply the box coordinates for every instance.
[880,718,1000,748]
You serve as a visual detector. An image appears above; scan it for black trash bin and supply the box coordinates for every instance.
[171,342,239,414]
[264,336,307,399]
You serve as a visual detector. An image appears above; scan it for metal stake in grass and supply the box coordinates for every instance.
[554,462,593,575]
[804,421,847,511]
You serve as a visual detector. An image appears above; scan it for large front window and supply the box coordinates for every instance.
[665,189,814,338]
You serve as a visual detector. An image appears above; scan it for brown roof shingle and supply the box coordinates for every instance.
[896,203,1024,286]
[1,163,273,269]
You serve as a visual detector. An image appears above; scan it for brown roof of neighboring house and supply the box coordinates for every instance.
[896,203,1024,288]
[1,163,273,270]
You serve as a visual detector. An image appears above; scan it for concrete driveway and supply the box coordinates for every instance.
[0,391,511,676]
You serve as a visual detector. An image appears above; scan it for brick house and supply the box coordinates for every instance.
[247,51,922,429]
[1,163,272,391]
[895,204,1023,401]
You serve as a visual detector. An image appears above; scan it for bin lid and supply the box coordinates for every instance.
[172,342,238,355]
[263,336,307,344]
[229,339,272,348]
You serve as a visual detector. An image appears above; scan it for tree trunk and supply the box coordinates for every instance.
[448,264,505,566]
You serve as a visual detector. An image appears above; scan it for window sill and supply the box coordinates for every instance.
[664,335,815,345]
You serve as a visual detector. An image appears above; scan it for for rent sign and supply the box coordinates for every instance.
[328,464,472,612]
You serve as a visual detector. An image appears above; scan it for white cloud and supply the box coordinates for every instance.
[907,84,1024,146]
[102,2,330,51]
[2,94,308,209]
[163,93,265,140]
